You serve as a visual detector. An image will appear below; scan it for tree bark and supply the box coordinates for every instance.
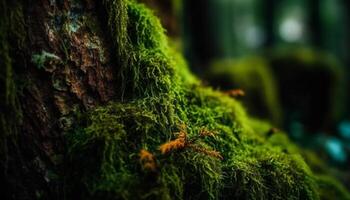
[1,0,119,199]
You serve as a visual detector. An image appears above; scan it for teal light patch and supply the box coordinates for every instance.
[324,137,347,163]
[338,121,350,140]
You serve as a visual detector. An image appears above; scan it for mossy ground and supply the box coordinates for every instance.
[62,0,350,199]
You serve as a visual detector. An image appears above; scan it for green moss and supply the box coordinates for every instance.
[67,85,327,199]
[102,0,175,100]
[65,1,350,199]
[127,2,167,50]
[205,57,283,126]
[222,146,318,199]
[103,0,129,60]
[251,121,350,200]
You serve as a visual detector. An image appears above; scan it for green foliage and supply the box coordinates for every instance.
[63,0,350,199]
[206,57,283,126]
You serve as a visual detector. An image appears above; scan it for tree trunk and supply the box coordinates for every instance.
[1,0,119,199]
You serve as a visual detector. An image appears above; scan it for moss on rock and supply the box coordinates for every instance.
[65,0,350,199]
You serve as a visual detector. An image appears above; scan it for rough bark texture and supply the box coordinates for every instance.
[1,0,118,199]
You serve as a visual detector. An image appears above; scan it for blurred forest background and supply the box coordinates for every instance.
[141,0,350,185]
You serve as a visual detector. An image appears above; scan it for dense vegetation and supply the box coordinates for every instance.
[65,0,350,199]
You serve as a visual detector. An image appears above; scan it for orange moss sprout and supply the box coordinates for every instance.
[159,127,187,154]
[223,89,245,97]
[159,125,223,160]
[139,149,157,171]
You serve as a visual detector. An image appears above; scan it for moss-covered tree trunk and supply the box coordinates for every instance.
[2,0,350,200]
[1,0,120,199]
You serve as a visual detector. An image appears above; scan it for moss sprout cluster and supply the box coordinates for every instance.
[64,0,350,199]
